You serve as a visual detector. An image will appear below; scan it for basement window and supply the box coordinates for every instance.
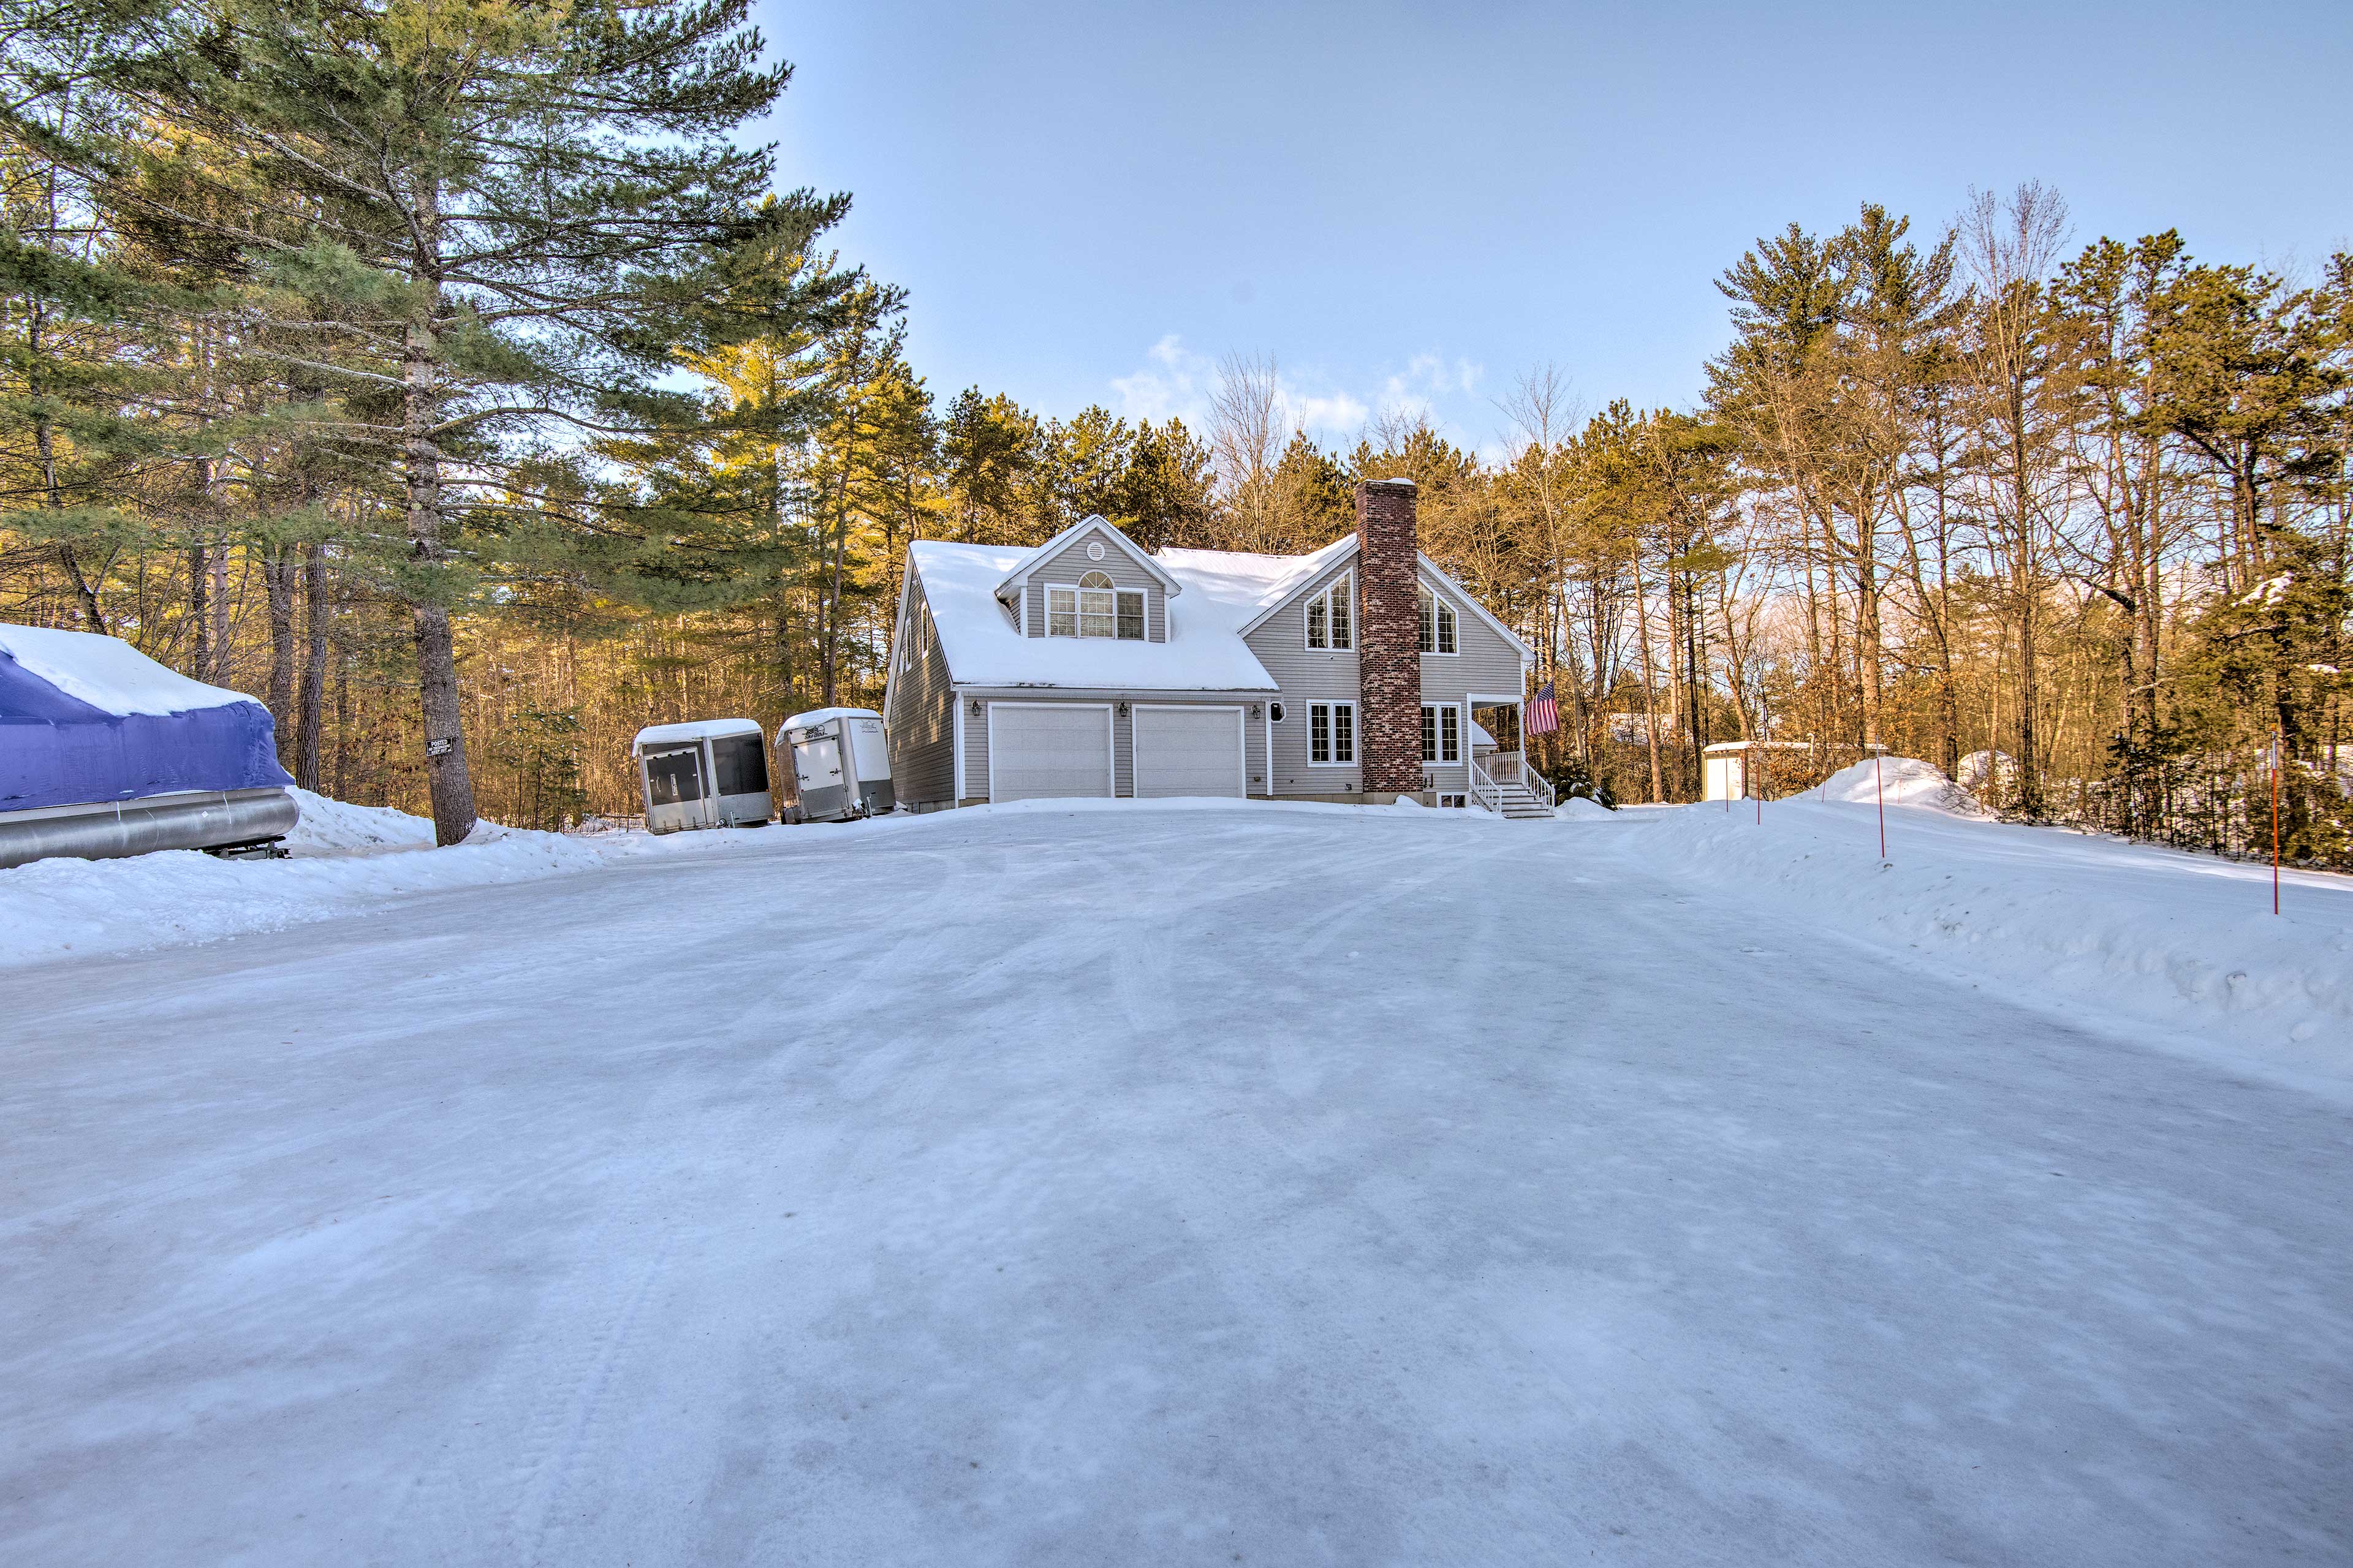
[1309,701,1355,765]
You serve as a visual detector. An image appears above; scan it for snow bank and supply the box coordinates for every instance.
[1556,795,1616,820]
[280,788,436,855]
[1642,782,2353,1086]
[1799,756,1986,815]
[0,804,604,971]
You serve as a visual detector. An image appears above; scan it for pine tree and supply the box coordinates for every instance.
[93,0,811,842]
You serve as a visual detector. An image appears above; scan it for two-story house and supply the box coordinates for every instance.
[881,479,1555,816]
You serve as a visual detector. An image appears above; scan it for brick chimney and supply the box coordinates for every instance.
[1354,478,1422,799]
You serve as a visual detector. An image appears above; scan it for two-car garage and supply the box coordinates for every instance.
[985,702,1246,803]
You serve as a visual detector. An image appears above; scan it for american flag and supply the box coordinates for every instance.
[1526,681,1559,735]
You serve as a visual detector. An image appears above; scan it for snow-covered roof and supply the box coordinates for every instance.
[781,706,880,734]
[912,542,1281,692]
[633,718,762,753]
[990,515,1184,603]
[0,624,262,716]
[904,525,1529,692]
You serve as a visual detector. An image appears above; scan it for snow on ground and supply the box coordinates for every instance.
[281,787,438,854]
[3,800,2349,1566]
[1626,759,2353,1088]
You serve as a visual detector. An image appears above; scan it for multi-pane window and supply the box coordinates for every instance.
[1047,572,1146,638]
[1417,588,1458,654]
[1309,701,1355,765]
[1079,570,1116,638]
[1420,704,1460,764]
[1305,574,1354,651]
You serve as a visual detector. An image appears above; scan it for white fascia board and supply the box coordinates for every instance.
[1417,553,1535,663]
[881,556,921,720]
[1232,536,1362,639]
[991,515,1185,604]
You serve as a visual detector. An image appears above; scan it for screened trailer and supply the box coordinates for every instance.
[632,719,773,834]
[778,707,893,822]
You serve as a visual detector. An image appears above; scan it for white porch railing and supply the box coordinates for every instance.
[1472,749,1555,811]
[1468,756,1502,812]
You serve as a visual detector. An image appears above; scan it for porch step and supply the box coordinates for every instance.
[1493,784,1556,820]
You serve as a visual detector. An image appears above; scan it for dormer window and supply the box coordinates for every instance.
[1049,571,1145,640]
[1418,586,1457,654]
[1305,573,1354,651]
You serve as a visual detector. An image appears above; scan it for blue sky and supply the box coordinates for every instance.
[754,1,2353,455]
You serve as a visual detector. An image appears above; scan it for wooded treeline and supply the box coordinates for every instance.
[5,3,2346,862]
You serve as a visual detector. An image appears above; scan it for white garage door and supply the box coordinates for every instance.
[988,703,1113,802]
[1133,705,1246,799]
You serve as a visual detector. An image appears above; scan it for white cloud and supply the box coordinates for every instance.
[1109,333,1213,425]
[1107,338,1481,447]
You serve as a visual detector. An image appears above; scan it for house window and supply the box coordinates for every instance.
[1420,704,1460,764]
[1305,574,1354,651]
[1418,588,1457,654]
[1048,572,1140,638]
[1309,701,1355,765]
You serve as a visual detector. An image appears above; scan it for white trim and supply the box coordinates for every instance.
[1302,569,1355,652]
[1235,536,1362,638]
[1262,703,1273,796]
[952,689,966,802]
[1419,702,1463,765]
[1417,557,1533,664]
[1131,703,1247,799]
[991,516,1184,605]
[984,700,1115,804]
[880,558,922,722]
[1417,583,1460,657]
[1306,699,1357,767]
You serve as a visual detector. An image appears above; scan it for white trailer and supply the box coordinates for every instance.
[632,719,773,833]
[778,707,893,822]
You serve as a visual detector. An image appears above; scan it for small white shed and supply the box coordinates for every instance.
[631,718,773,833]
[1700,740,1809,801]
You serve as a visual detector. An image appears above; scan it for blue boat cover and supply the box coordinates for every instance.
[0,625,294,813]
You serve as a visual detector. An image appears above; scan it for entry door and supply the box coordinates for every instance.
[988,703,1113,801]
[1132,705,1245,798]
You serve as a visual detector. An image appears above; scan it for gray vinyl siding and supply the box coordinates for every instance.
[1419,575,1528,793]
[1245,557,1363,796]
[1020,524,1166,642]
[884,569,956,807]
[960,691,1270,801]
[1245,561,1527,798]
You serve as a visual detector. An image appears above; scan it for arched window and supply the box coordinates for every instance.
[1048,570,1146,639]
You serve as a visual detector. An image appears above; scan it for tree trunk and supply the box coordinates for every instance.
[187,539,210,679]
[404,288,478,845]
[265,546,295,758]
[298,542,327,790]
[1631,547,1666,803]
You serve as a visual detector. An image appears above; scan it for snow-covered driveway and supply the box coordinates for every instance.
[5,805,2349,1565]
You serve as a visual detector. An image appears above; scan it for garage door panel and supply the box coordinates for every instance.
[1134,706,1245,799]
[990,705,1113,801]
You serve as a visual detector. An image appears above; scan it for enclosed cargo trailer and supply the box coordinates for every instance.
[631,719,773,833]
